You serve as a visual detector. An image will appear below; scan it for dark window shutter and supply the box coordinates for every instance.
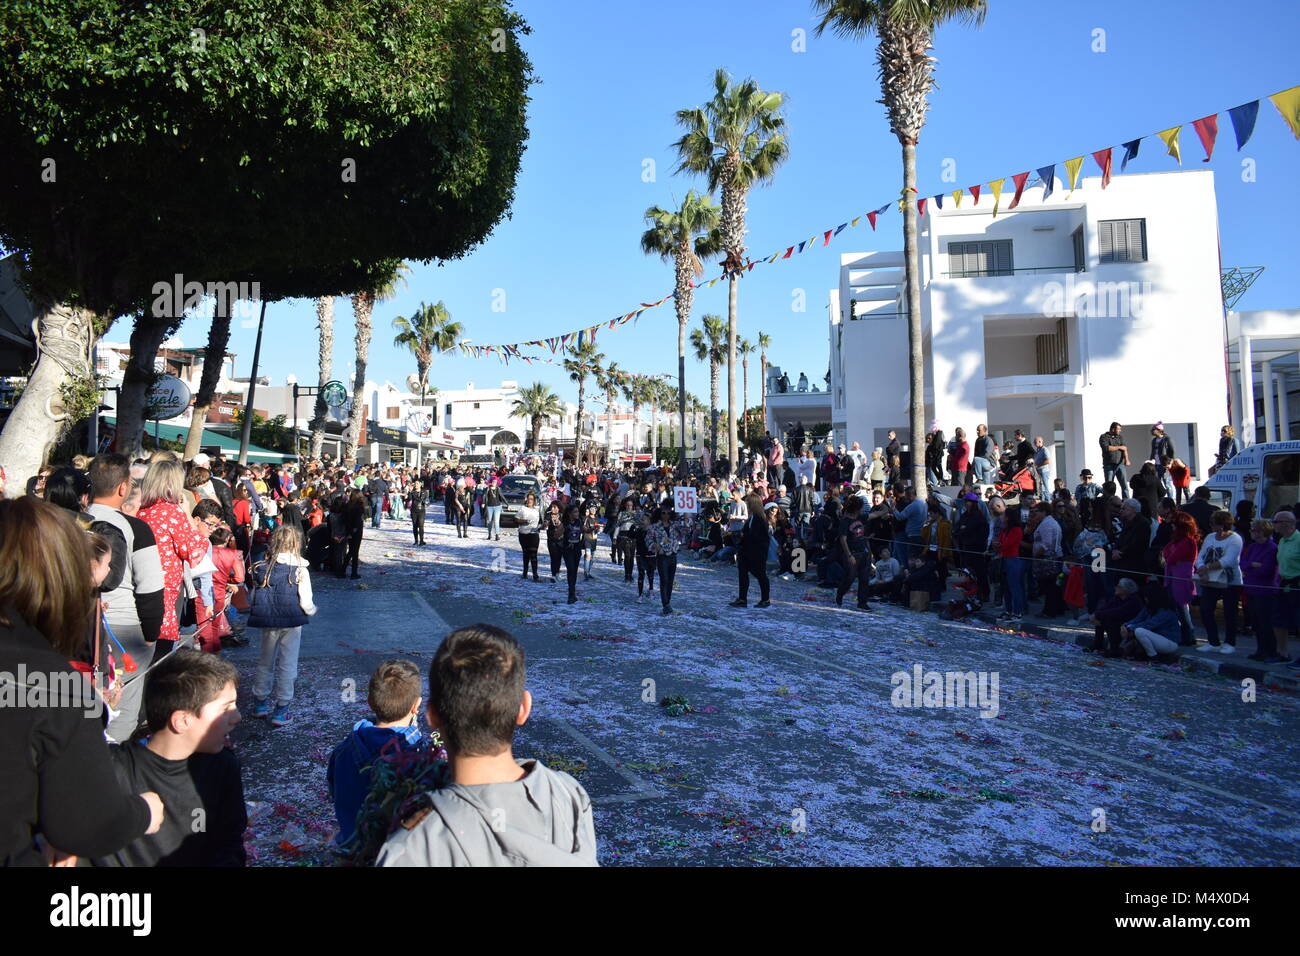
[1099,221,1115,262]
[994,240,1013,275]
[1128,219,1147,261]
[1072,227,1085,271]
[949,241,968,276]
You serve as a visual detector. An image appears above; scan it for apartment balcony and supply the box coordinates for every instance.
[985,373,1083,399]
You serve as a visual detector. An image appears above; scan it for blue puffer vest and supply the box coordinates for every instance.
[248,559,309,629]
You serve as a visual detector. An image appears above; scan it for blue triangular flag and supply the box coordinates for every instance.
[833,223,847,236]
[933,193,943,210]
[797,241,807,254]
[1120,138,1141,171]
[1036,165,1056,200]
[1228,100,1260,150]
[874,203,891,214]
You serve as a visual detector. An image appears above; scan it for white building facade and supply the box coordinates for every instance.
[828,169,1234,482]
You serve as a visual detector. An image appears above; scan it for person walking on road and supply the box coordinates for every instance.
[515,492,542,582]
[646,505,687,616]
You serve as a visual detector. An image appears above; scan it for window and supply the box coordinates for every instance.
[947,240,1013,277]
[445,404,452,417]
[386,406,400,419]
[1098,219,1146,263]
[1072,227,1085,272]
[1035,318,1069,374]
[473,402,481,409]
[470,434,487,446]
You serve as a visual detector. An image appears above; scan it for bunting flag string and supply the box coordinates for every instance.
[452,84,1296,364]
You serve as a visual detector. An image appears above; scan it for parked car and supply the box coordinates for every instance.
[499,473,544,527]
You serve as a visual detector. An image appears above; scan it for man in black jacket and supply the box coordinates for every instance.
[1099,422,1131,498]
[1181,486,1219,538]
[730,495,772,609]
[953,494,991,601]
[833,494,874,611]
[1110,499,1151,584]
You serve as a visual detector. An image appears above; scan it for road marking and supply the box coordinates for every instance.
[551,717,659,801]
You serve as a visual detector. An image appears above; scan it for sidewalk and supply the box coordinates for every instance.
[971,601,1300,691]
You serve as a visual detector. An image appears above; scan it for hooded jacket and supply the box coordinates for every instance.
[327,719,423,847]
[376,759,597,867]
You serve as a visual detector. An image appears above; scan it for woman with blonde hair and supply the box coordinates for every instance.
[137,458,211,655]
[247,523,316,727]
[0,497,164,863]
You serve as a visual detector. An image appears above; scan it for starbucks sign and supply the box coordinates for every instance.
[322,380,348,408]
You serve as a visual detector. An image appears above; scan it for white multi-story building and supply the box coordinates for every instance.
[822,168,1237,482]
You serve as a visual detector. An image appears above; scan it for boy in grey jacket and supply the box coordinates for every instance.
[377,624,598,867]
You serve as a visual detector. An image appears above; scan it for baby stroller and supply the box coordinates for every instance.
[994,466,1037,500]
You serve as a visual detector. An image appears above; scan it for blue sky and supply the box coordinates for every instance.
[190,0,1299,411]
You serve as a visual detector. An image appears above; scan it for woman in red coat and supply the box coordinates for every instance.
[137,457,211,655]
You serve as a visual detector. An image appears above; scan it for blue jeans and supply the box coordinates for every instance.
[972,457,995,484]
[1004,557,1027,615]
[370,496,383,527]
[254,626,303,705]
[485,505,502,538]
[1103,463,1129,498]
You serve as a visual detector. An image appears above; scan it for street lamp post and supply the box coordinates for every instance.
[237,299,268,465]
[290,378,321,461]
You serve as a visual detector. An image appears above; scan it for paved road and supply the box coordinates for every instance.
[229,507,1300,866]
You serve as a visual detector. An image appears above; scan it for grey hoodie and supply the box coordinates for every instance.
[376,759,598,867]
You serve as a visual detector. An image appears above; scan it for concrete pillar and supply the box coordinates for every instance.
[1262,360,1275,443]
[1275,372,1290,441]
[1239,334,1255,445]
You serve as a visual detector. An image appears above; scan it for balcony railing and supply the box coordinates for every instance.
[940,264,1080,278]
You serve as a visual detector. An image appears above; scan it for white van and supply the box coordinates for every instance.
[1202,440,1300,519]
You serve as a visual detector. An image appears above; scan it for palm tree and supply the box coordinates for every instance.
[738,336,757,440]
[308,296,335,458]
[511,382,565,452]
[674,68,789,474]
[562,341,604,467]
[689,313,727,459]
[596,361,623,462]
[656,380,681,456]
[813,0,987,498]
[621,374,646,454]
[757,330,772,439]
[640,189,722,476]
[392,300,463,405]
[345,262,410,464]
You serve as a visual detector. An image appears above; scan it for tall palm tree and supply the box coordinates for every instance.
[656,380,680,455]
[511,382,565,452]
[596,361,623,462]
[757,330,772,441]
[674,68,789,474]
[738,336,757,441]
[392,300,463,405]
[562,341,604,467]
[620,374,646,454]
[308,296,335,458]
[345,262,410,464]
[689,313,727,459]
[813,0,987,498]
[640,189,722,476]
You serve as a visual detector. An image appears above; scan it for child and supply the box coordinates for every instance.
[94,649,247,867]
[377,624,598,867]
[942,568,982,620]
[247,524,316,727]
[327,660,425,848]
[209,527,247,649]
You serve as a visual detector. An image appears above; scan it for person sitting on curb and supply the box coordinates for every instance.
[1087,577,1143,657]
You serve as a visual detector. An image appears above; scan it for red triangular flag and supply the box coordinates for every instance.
[1008,172,1029,209]
[969,185,981,205]
[1191,114,1219,162]
[823,230,833,246]
[782,246,793,259]
[866,211,878,230]
[917,197,927,218]
[1091,148,1113,188]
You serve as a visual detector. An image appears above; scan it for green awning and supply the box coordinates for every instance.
[102,417,295,463]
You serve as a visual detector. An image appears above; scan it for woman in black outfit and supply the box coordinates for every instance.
[1128,462,1161,518]
[0,497,164,865]
[633,508,656,602]
[345,488,367,579]
[544,502,565,583]
[561,504,584,604]
[614,497,637,583]
[731,494,772,608]
[515,492,542,581]
[408,479,429,545]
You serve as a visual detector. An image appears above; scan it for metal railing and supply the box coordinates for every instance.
[940,265,1080,278]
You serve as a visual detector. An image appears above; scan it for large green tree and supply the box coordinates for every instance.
[813,0,987,498]
[511,382,565,452]
[0,0,533,481]
[640,189,722,475]
[673,70,789,475]
[393,301,463,403]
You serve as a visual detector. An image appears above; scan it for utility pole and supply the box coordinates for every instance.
[237,299,267,465]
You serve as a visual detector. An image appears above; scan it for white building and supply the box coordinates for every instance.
[1228,309,1299,444]
[824,168,1236,482]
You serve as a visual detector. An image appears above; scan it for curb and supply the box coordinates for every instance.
[972,610,1300,691]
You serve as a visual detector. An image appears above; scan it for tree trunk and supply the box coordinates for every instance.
[631,401,641,453]
[576,379,586,468]
[183,298,232,460]
[650,404,658,465]
[309,296,334,458]
[742,357,749,444]
[709,360,719,461]
[0,300,98,488]
[677,321,687,476]
[345,293,373,464]
[903,140,927,499]
[116,314,178,460]
[727,274,738,469]
[760,354,767,437]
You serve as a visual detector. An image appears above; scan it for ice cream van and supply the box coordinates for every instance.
[1202,440,1300,518]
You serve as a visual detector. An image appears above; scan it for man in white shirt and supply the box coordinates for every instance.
[847,442,869,484]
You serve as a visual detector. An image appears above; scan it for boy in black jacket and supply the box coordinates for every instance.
[95,650,247,867]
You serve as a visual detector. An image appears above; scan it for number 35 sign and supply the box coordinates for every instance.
[673,486,698,514]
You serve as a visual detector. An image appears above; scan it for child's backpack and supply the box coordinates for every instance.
[342,734,450,867]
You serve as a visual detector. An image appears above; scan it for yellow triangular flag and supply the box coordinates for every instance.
[767,252,780,263]
[988,178,1005,217]
[951,189,963,208]
[1064,157,1084,196]
[1157,126,1182,165]
[850,216,861,227]
[706,278,719,288]
[1269,85,1300,140]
